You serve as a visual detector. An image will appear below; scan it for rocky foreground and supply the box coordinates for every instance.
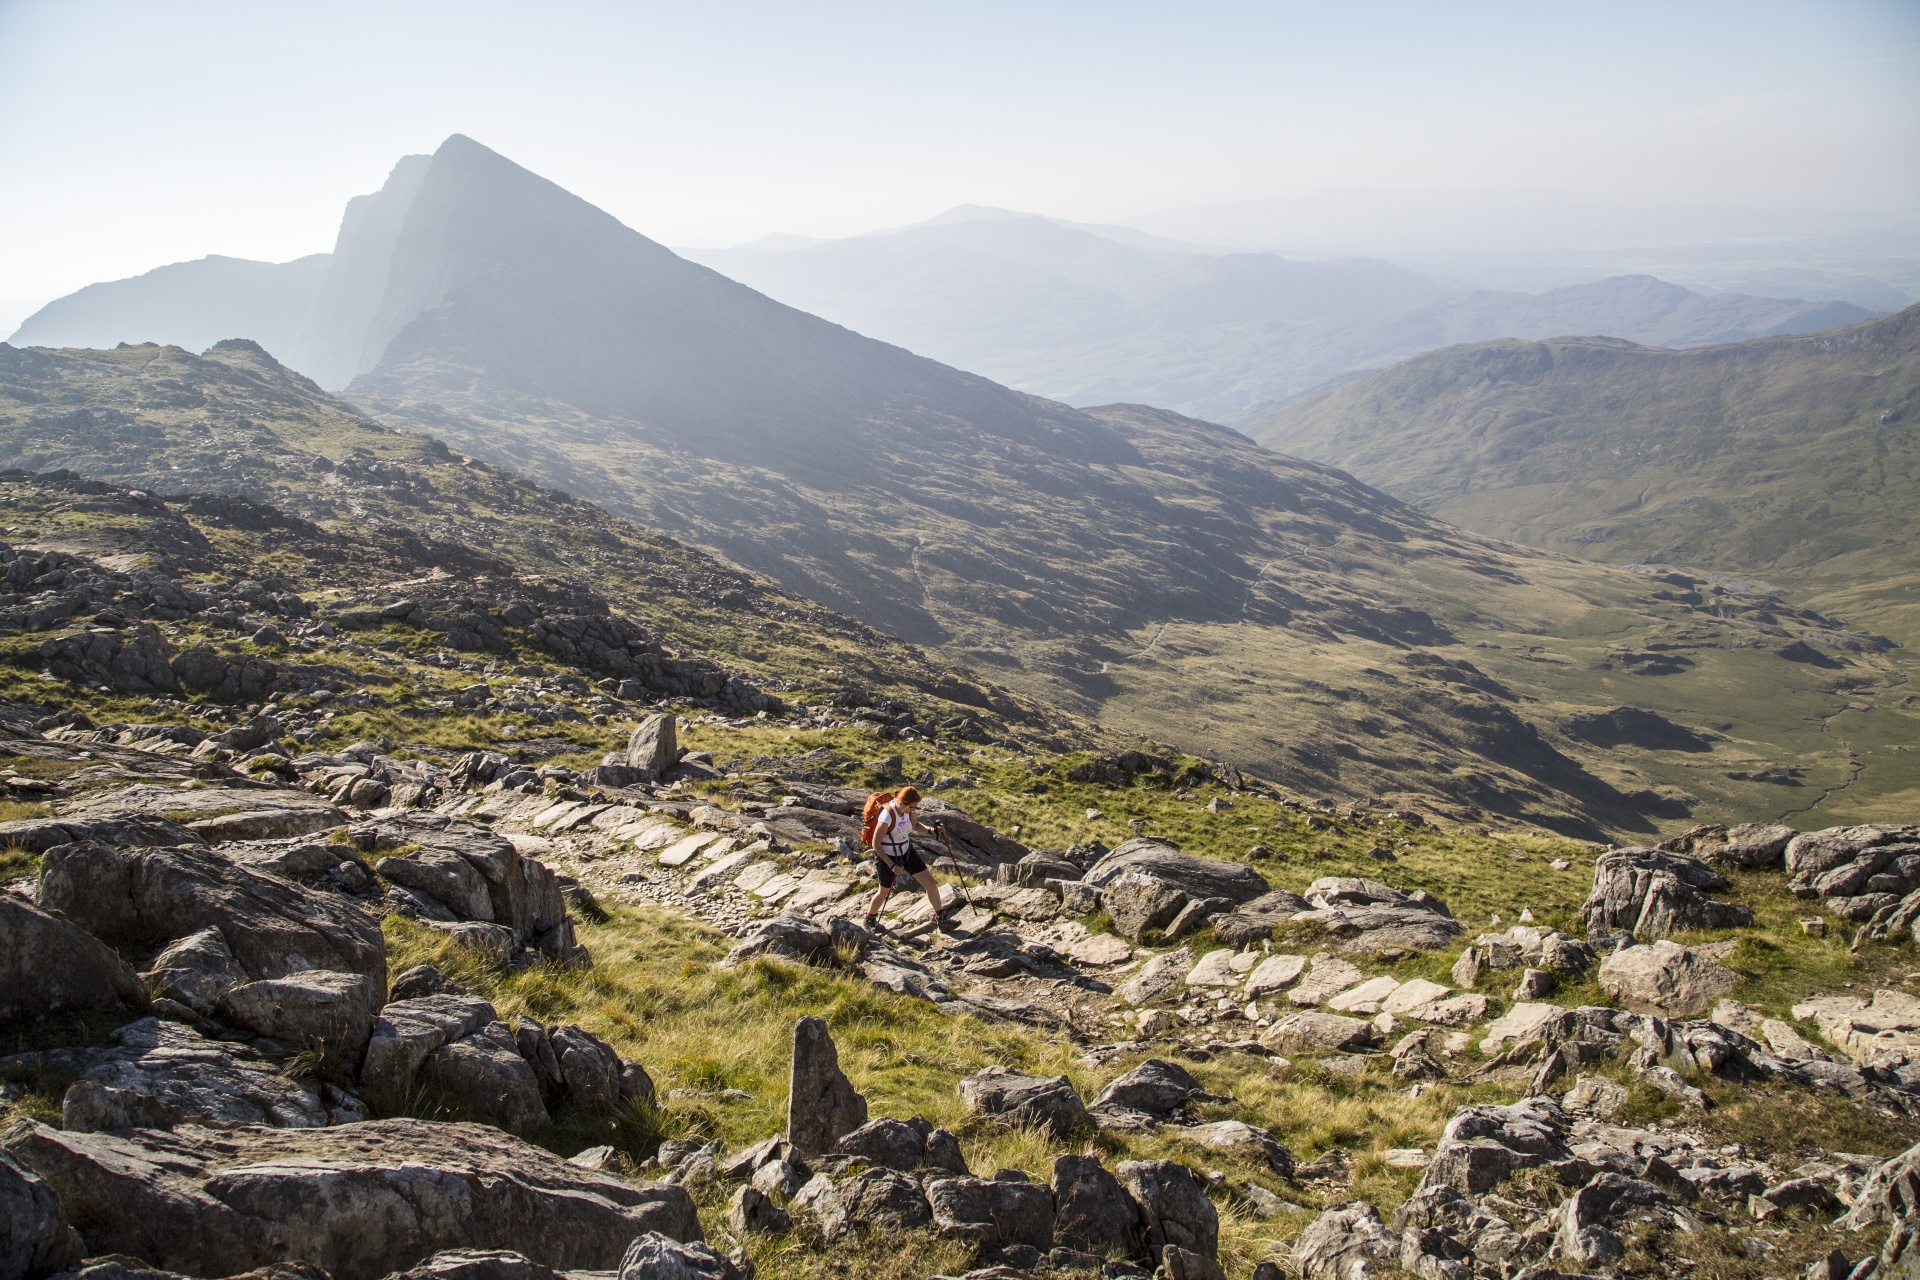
[3,702,1920,1279]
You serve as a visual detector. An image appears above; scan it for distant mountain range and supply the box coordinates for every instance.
[16,196,1876,427]
[684,217,1875,423]
[5,134,1908,836]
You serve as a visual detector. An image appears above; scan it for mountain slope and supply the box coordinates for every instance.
[10,137,1912,835]
[1247,308,1920,648]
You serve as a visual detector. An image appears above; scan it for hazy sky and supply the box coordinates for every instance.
[2,0,1916,327]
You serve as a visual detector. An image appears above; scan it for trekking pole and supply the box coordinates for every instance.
[934,821,974,910]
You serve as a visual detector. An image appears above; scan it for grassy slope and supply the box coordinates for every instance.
[1246,308,1920,647]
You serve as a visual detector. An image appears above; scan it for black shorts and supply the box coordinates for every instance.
[875,846,927,888]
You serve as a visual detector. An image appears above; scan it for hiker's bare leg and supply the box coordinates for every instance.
[867,883,892,916]
[912,868,945,912]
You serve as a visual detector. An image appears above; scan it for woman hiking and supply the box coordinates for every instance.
[863,786,955,932]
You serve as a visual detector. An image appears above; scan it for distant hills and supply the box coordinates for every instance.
[6,135,1912,835]
[1251,308,1920,653]
[16,192,1874,427]
[683,211,1872,423]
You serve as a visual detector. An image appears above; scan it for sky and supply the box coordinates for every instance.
[2,0,1917,329]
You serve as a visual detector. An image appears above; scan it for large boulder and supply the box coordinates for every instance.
[925,1175,1055,1253]
[1598,941,1738,1017]
[1102,871,1189,942]
[1418,1097,1576,1196]
[618,1233,745,1280]
[1291,878,1464,953]
[0,894,150,1031]
[1260,1012,1375,1055]
[0,1153,84,1280]
[958,1067,1090,1138]
[1117,947,1194,1007]
[1083,840,1269,903]
[221,969,382,1063]
[1092,1059,1212,1120]
[51,1017,346,1131]
[806,1167,931,1240]
[1115,1160,1218,1269]
[787,1017,867,1157]
[37,841,387,995]
[0,1118,700,1280]
[1712,822,1798,868]
[626,715,679,775]
[422,1021,549,1135]
[1051,1154,1143,1262]
[360,993,499,1097]
[1211,890,1312,947]
[142,926,245,1016]
[375,828,584,966]
[1581,848,1753,939]
[1293,1202,1399,1280]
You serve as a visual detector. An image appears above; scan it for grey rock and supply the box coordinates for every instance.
[1,1118,702,1280]
[1050,1154,1143,1262]
[1556,1173,1672,1266]
[549,1024,624,1112]
[222,969,381,1062]
[360,993,500,1097]
[1157,1245,1226,1280]
[809,1166,932,1240]
[1718,822,1797,868]
[1293,1202,1399,1280]
[390,965,469,1002]
[189,807,347,843]
[0,894,149,1032]
[382,1249,565,1280]
[626,715,679,775]
[1091,1059,1211,1119]
[1171,1121,1294,1177]
[787,1016,867,1157]
[1260,1012,1374,1055]
[959,1067,1090,1138]
[424,1021,549,1134]
[141,926,245,1016]
[1419,1097,1574,1196]
[1839,1139,1920,1229]
[1581,848,1753,939]
[38,841,387,994]
[725,1184,790,1235]
[1116,948,1193,1007]
[1290,878,1464,953]
[830,1118,928,1172]
[1598,941,1738,1017]
[1083,839,1270,903]
[617,1232,744,1280]
[0,1152,84,1280]
[926,1175,1055,1252]
[1114,1160,1217,1268]
[751,1159,803,1199]
[1102,870,1187,942]
[1513,968,1555,1000]
[57,1017,338,1131]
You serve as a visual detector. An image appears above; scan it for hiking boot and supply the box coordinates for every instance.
[862,914,891,935]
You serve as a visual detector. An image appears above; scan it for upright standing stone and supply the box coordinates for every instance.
[786,1016,867,1157]
[626,715,678,775]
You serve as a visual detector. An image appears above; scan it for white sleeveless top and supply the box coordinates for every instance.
[875,802,915,854]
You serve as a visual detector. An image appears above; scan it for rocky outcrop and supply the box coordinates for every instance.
[925,1175,1054,1255]
[787,1017,867,1157]
[32,1017,357,1131]
[142,926,245,1016]
[222,969,382,1062]
[374,826,587,968]
[0,1153,83,1280]
[1082,840,1269,922]
[0,894,150,1031]
[0,1118,700,1280]
[958,1067,1090,1138]
[1291,877,1464,952]
[1582,847,1753,938]
[1598,940,1738,1017]
[1294,1201,1398,1280]
[618,1233,746,1280]
[1115,1160,1218,1271]
[1419,1097,1577,1196]
[1051,1154,1143,1262]
[38,841,387,994]
[1784,825,1920,936]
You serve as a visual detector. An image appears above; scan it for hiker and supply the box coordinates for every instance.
[862,785,953,931]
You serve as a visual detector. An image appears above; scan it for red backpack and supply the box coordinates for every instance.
[860,790,897,848]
